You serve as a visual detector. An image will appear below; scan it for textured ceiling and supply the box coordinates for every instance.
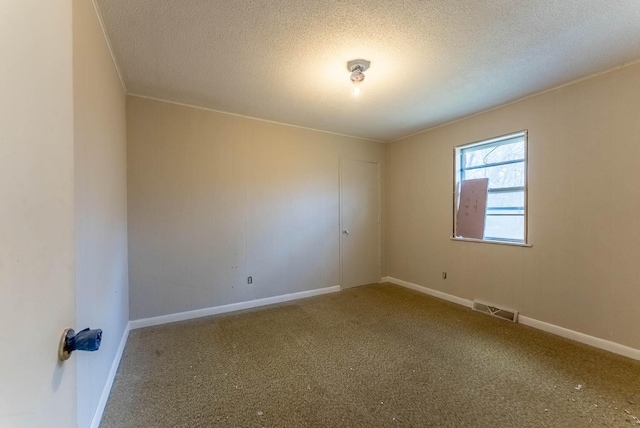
[96,0,640,142]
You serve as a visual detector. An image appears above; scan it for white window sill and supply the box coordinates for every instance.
[450,237,532,248]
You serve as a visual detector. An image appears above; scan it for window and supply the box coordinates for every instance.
[453,131,528,244]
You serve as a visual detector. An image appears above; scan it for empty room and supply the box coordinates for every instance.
[3,1,640,427]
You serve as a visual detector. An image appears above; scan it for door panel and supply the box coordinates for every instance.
[341,159,380,288]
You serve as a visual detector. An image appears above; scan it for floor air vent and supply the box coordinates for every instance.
[472,300,518,323]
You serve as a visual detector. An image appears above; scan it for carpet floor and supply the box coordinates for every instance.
[101,283,640,427]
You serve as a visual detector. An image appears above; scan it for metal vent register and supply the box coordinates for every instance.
[472,300,518,322]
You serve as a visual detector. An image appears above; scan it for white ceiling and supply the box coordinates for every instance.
[96,0,640,142]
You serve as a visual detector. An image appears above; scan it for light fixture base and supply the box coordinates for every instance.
[348,59,370,84]
[347,59,370,73]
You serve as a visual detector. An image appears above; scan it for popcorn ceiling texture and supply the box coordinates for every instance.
[95,0,640,141]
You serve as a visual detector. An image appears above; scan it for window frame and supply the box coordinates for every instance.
[451,130,530,247]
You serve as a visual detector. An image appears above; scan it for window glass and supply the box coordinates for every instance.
[484,215,525,242]
[463,162,525,188]
[454,132,527,244]
[462,140,525,168]
[487,192,524,211]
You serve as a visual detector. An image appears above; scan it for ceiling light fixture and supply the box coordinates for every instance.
[347,59,370,96]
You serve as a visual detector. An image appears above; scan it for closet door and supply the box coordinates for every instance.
[340,159,380,289]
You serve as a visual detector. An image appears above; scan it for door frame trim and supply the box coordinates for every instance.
[339,157,382,289]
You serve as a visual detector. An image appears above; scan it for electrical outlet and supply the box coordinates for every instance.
[442,272,447,279]
[247,276,252,284]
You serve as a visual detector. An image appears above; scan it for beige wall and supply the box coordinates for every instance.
[127,96,386,320]
[387,62,640,350]
[73,1,128,427]
[0,2,77,427]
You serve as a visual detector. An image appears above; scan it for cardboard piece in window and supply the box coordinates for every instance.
[456,178,489,239]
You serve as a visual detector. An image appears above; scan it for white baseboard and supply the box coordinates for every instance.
[383,276,640,361]
[383,276,473,308]
[90,321,130,428]
[518,315,640,361]
[130,286,341,330]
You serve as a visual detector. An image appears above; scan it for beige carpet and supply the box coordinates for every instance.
[101,283,640,427]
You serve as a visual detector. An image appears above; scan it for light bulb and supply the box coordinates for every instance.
[353,86,361,96]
